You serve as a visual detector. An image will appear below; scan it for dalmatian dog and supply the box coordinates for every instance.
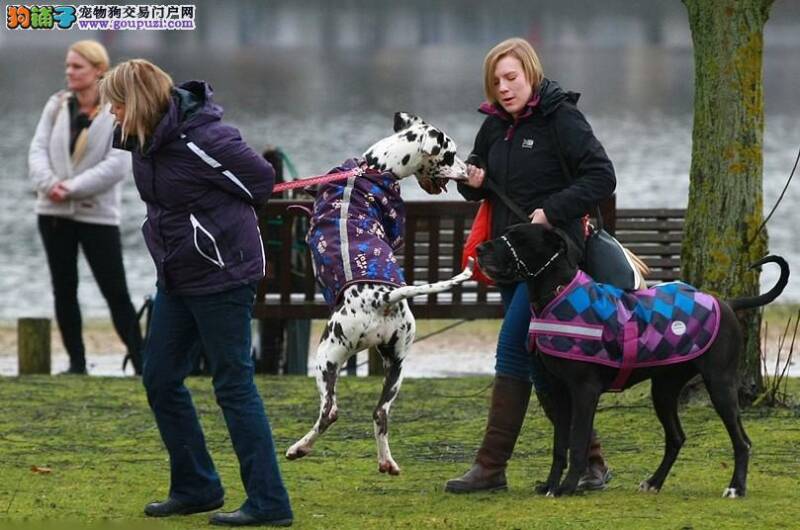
[286,113,473,475]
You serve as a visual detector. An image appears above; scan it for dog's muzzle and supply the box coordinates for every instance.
[500,235,562,280]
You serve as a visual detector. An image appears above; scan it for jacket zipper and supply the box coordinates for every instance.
[503,119,515,231]
[149,156,170,290]
[190,214,226,269]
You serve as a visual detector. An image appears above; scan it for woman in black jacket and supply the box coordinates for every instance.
[445,38,616,494]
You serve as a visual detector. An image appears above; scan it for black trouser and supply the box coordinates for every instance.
[38,215,142,371]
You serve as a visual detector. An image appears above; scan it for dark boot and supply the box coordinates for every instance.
[578,430,612,491]
[445,375,532,493]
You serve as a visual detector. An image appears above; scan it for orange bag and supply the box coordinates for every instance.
[462,200,495,285]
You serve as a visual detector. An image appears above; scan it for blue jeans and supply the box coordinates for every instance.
[496,282,550,393]
[142,283,292,520]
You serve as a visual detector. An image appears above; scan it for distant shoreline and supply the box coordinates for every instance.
[1,306,797,377]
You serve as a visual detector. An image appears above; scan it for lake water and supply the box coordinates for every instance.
[1,1,799,321]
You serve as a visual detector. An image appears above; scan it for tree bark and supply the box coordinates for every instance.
[682,0,775,404]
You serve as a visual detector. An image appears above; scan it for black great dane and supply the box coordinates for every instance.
[476,223,789,498]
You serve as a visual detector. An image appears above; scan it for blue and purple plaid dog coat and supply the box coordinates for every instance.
[528,271,721,391]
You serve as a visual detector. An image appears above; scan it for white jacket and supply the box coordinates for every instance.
[28,90,132,226]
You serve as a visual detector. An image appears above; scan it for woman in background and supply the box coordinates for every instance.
[28,39,142,375]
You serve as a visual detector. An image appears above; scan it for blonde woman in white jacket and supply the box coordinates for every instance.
[28,40,142,375]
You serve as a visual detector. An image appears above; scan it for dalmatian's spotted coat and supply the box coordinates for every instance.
[286,113,473,475]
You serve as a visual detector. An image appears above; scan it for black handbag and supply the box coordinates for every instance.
[583,223,637,290]
[548,116,639,290]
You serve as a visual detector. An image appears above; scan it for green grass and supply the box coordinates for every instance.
[0,376,798,529]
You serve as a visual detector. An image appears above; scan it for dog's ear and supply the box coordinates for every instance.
[550,227,582,268]
[394,112,422,132]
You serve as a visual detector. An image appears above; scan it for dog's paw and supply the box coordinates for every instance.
[722,487,742,499]
[534,481,553,495]
[325,405,339,425]
[378,459,401,476]
[553,483,578,497]
[286,443,311,460]
[638,480,660,493]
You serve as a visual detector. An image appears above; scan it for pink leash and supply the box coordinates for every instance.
[272,167,364,194]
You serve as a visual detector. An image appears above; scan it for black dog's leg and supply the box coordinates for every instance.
[704,375,750,498]
[536,380,570,495]
[554,381,601,496]
[738,415,752,450]
[640,371,694,492]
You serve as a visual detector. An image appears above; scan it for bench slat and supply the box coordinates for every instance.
[405,216,417,286]
[451,215,465,304]
[616,208,686,218]
[623,243,682,255]
[616,232,683,243]
[615,220,684,231]
[428,216,440,303]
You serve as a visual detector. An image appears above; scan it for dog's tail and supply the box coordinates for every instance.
[727,255,790,311]
[383,258,475,306]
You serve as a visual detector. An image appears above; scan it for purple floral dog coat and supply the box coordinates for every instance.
[528,271,721,391]
[307,158,406,307]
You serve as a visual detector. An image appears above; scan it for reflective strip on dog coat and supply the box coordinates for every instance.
[307,158,406,307]
[528,271,721,391]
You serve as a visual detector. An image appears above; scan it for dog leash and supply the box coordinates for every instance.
[272,166,365,194]
[467,154,530,223]
[273,166,467,195]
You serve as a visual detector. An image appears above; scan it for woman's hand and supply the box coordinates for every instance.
[529,208,552,229]
[465,164,485,189]
[47,181,70,203]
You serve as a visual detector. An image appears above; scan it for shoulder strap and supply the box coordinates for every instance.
[468,153,529,223]
[483,177,529,223]
[546,107,604,231]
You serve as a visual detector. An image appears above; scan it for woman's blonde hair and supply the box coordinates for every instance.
[68,40,110,73]
[99,59,173,149]
[483,38,544,104]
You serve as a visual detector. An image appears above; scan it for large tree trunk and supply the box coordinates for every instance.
[682,0,774,404]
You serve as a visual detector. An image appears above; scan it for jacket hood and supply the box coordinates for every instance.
[115,80,222,154]
[537,78,579,115]
[148,80,222,153]
[478,77,580,120]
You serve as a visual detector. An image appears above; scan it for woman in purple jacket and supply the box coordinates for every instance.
[100,59,292,527]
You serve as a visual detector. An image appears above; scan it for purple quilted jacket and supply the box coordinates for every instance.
[115,80,274,295]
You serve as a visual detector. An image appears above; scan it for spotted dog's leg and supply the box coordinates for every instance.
[286,317,355,460]
[373,301,414,475]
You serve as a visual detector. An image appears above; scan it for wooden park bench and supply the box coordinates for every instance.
[253,198,686,375]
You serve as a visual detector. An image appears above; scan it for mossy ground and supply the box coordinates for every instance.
[0,375,798,529]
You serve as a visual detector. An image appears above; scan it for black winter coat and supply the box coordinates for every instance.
[458,78,616,246]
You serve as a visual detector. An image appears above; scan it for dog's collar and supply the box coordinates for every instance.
[500,235,561,280]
